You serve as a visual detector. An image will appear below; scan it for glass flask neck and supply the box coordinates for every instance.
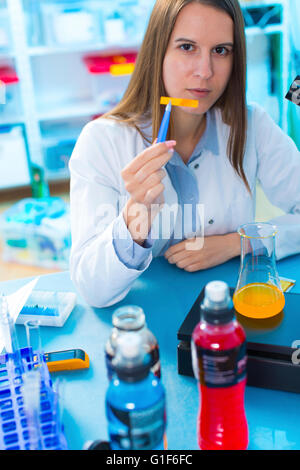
[112,305,145,331]
[240,234,276,261]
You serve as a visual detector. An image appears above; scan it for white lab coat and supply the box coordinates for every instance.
[69,103,300,308]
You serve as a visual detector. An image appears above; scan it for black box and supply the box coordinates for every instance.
[177,288,300,393]
[285,76,300,107]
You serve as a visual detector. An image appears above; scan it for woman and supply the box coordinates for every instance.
[69,0,300,308]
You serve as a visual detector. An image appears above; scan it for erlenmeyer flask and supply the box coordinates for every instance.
[233,222,285,319]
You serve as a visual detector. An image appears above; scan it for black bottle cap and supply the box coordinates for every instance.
[112,333,152,383]
[114,361,151,383]
[201,303,235,325]
[201,281,235,325]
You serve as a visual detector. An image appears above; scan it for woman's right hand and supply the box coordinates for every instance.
[121,140,176,245]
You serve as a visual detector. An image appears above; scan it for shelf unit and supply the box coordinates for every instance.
[241,0,291,139]
[0,0,295,191]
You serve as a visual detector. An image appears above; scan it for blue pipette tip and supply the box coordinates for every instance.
[166,100,172,112]
[157,99,172,143]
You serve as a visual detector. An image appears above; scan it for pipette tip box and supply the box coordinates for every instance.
[16,290,77,327]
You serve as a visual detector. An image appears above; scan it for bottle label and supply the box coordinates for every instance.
[107,397,166,450]
[191,341,247,388]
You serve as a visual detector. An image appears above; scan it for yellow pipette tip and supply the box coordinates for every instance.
[160,96,199,108]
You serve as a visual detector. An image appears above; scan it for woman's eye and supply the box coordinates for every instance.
[214,46,231,56]
[180,43,194,52]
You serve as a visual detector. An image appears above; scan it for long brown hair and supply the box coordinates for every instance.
[102,0,249,192]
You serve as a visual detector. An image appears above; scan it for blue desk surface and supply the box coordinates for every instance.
[1,255,300,450]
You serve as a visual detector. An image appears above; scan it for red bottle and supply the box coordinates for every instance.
[191,281,248,450]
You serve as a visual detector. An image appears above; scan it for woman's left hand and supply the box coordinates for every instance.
[164,233,241,272]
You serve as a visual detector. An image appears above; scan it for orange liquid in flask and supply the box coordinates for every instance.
[233,283,285,319]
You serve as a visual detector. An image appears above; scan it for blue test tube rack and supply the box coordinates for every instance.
[0,347,68,450]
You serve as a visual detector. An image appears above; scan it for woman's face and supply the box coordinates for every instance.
[162,2,234,116]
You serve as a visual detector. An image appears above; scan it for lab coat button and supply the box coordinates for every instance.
[194,163,199,170]
[208,219,214,225]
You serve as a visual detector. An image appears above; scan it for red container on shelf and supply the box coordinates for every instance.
[0,66,20,113]
[83,53,137,113]
[83,52,137,75]
[0,66,19,84]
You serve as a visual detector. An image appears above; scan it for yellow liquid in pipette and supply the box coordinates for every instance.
[233,283,285,319]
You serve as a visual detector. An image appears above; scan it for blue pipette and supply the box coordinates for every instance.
[157,100,172,143]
